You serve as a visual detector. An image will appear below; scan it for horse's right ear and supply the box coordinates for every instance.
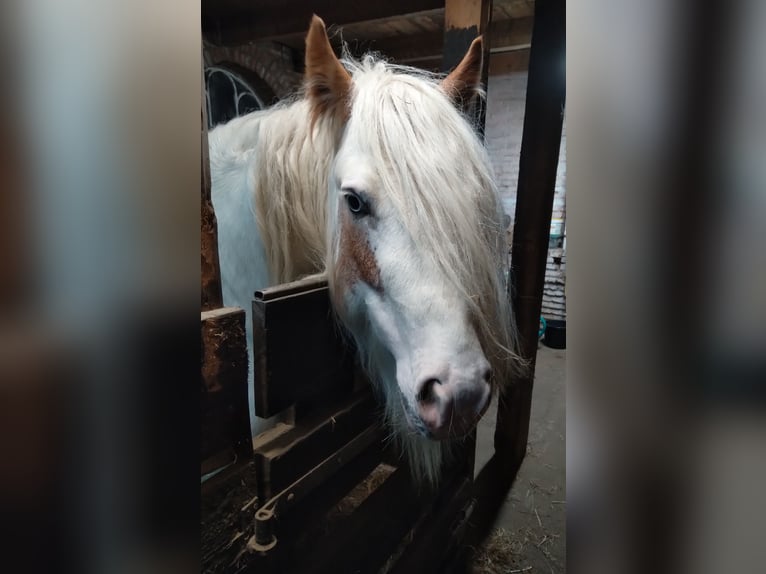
[305,15,351,126]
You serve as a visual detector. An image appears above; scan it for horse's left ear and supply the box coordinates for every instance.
[305,15,352,125]
[440,36,484,109]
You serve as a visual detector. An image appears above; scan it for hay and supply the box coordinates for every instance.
[470,527,529,574]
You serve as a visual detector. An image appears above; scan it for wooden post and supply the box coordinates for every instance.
[201,66,223,311]
[494,0,565,470]
[441,0,492,136]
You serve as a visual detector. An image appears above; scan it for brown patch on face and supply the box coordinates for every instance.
[335,208,382,296]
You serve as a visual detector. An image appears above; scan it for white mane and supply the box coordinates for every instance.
[209,52,522,483]
[209,98,343,284]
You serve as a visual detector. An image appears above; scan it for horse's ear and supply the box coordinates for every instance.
[440,36,484,109]
[305,15,351,125]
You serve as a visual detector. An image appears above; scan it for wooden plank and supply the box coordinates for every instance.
[254,273,327,301]
[284,442,474,573]
[388,475,474,573]
[249,443,389,574]
[389,438,476,574]
[371,30,445,63]
[252,390,379,503]
[331,459,474,574]
[298,464,434,574]
[267,8,446,54]
[488,47,530,75]
[252,422,386,551]
[371,16,532,64]
[251,278,355,417]
[201,307,251,474]
[201,65,223,311]
[203,0,445,46]
[442,0,492,70]
[495,0,565,470]
[495,0,536,19]
[490,15,534,49]
[403,57,444,72]
[246,437,477,573]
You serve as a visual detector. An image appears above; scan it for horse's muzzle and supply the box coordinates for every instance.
[413,375,491,441]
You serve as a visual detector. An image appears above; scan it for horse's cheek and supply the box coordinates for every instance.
[337,213,382,294]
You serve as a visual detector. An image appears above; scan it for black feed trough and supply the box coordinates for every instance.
[543,319,566,349]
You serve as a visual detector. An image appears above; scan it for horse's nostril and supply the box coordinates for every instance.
[417,378,441,403]
[483,369,492,384]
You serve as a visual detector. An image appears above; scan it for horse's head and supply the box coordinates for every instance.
[305,17,519,446]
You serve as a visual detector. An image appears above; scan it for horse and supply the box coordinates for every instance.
[208,15,522,483]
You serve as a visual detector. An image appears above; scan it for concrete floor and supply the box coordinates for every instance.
[472,344,566,573]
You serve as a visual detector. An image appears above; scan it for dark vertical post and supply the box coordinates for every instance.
[494,0,565,470]
[442,0,493,137]
[201,68,223,311]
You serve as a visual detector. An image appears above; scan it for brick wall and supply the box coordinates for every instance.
[485,70,567,321]
[203,41,302,100]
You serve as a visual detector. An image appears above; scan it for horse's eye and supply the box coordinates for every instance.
[344,191,369,216]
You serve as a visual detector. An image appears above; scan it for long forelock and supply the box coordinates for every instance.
[340,55,525,390]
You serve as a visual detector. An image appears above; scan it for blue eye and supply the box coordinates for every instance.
[343,190,370,216]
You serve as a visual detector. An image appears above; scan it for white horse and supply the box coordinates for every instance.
[208,16,521,482]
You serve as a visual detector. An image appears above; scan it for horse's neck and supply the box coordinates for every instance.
[210,99,341,284]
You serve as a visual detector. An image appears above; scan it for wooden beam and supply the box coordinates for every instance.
[442,0,493,137]
[404,57,444,72]
[370,16,531,65]
[203,0,444,46]
[494,0,565,471]
[442,0,492,71]
[201,65,223,311]
[488,47,530,75]
[491,15,534,49]
[201,307,251,474]
[271,8,446,52]
[370,30,444,63]
[252,391,379,503]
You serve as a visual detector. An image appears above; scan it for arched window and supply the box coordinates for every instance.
[204,64,277,128]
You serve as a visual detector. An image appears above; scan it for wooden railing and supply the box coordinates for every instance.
[201,276,476,573]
